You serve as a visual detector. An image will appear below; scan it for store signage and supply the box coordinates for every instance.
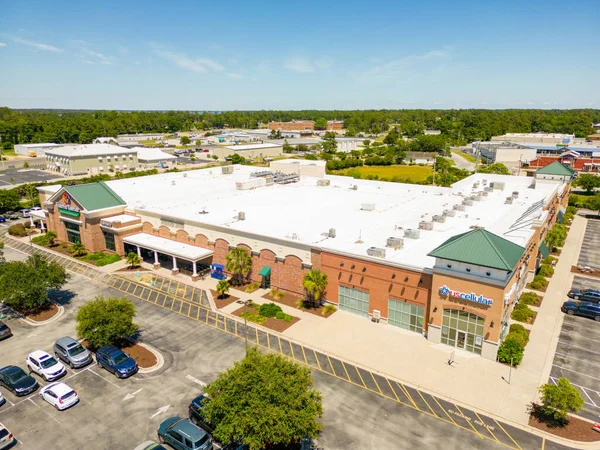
[100,220,112,228]
[439,286,493,306]
[57,192,81,215]
[58,207,80,217]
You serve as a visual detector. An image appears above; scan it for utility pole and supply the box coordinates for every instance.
[432,157,436,186]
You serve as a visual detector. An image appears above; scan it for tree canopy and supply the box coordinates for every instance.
[538,377,584,422]
[478,162,511,175]
[572,173,600,194]
[225,247,252,286]
[203,347,323,450]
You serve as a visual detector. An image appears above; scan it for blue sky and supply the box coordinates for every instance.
[0,0,598,110]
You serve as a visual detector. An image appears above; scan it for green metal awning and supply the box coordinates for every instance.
[539,241,550,259]
[259,266,271,277]
[557,210,565,224]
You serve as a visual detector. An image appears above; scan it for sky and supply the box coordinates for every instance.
[0,0,598,110]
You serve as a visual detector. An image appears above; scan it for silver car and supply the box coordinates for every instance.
[53,337,93,368]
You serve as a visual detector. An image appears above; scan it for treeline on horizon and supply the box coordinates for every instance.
[1,107,598,147]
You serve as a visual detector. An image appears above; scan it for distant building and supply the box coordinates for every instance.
[529,150,600,174]
[268,120,344,132]
[93,137,119,145]
[211,142,284,160]
[45,144,139,176]
[423,129,441,136]
[405,152,436,165]
[117,133,165,142]
[491,133,575,146]
[14,143,65,157]
[475,142,537,164]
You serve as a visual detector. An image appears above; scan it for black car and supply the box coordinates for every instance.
[188,394,214,432]
[567,288,600,303]
[0,321,11,340]
[561,301,600,321]
[0,365,39,396]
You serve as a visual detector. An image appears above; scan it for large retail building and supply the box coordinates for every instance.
[37,160,571,360]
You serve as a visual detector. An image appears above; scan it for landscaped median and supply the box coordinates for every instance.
[31,233,121,267]
[232,301,299,333]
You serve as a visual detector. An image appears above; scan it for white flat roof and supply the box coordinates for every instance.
[123,233,213,261]
[101,214,140,224]
[225,143,281,151]
[105,165,564,270]
[273,159,326,167]
[18,143,62,148]
[135,147,177,162]
[45,143,130,158]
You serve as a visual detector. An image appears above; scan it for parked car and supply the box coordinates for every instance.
[4,212,19,220]
[188,394,214,432]
[96,345,138,378]
[39,382,79,410]
[26,350,66,381]
[157,417,212,450]
[54,336,93,368]
[133,441,169,450]
[0,216,5,223]
[561,301,600,321]
[19,209,30,218]
[30,206,42,211]
[567,288,600,303]
[0,322,11,341]
[0,365,39,396]
[0,422,14,450]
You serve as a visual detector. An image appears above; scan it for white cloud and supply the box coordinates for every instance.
[283,55,332,73]
[227,72,242,79]
[79,59,95,65]
[151,44,229,75]
[356,49,450,82]
[8,36,62,52]
[0,42,6,47]
[71,41,113,65]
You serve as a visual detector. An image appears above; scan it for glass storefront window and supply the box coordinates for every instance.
[103,230,116,252]
[388,300,424,334]
[440,309,484,355]
[64,221,81,244]
[338,286,370,317]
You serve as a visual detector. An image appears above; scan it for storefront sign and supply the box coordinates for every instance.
[58,207,80,217]
[100,220,112,228]
[439,286,493,306]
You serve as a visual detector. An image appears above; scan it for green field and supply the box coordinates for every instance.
[333,165,433,182]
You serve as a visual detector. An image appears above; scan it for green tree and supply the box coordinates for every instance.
[282,139,294,153]
[573,173,600,194]
[314,118,328,130]
[0,190,20,213]
[303,269,328,308]
[203,347,323,450]
[71,242,86,257]
[230,153,245,164]
[0,241,4,263]
[75,296,139,349]
[46,231,57,247]
[216,279,230,299]
[321,131,337,153]
[538,377,584,422]
[383,128,400,145]
[180,136,191,145]
[126,251,141,269]
[269,129,281,139]
[478,162,510,175]
[588,195,600,216]
[225,247,252,286]
[0,254,69,313]
[496,337,524,366]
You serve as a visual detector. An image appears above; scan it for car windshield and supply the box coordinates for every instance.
[113,353,129,365]
[40,357,59,369]
[8,370,29,384]
[68,345,86,357]
[0,429,9,438]
[194,435,209,448]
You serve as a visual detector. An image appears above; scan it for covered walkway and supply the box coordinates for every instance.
[123,233,213,279]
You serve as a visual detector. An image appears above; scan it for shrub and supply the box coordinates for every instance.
[505,331,528,347]
[538,264,554,278]
[529,275,548,290]
[95,254,121,267]
[538,378,584,422]
[283,314,293,323]
[543,256,557,265]
[511,303,536,323]
[322,304,336,316]
[244,281,260,293]
[508,324,530,346]
[259,302,283,318]
[296,298,307,309]
[269,289,284,300]
[497,337,524,366]
[8,223,27,236]
[275,311,286,320]
[566,206,577,215]
[240,311,265,325]
[32,234,50,246]
[519,292,540,306]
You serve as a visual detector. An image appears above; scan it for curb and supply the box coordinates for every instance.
[20,304,65,327]
[136,341,165,374]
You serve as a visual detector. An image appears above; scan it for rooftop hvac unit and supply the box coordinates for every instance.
[481,191,489,197]
[328,228,336,238]
[419,221,434,230]
[386,237,404,249]
[250,170,273,178]
[505,197,513,204]
[274,173,300,184]
[463,199,474,206]
[171,180,176,185]
[512,191,519,199]
[317,179,331,186]
[265,176,274,186]
[484,187,494,192]
[453,204,460,210]
[372,309,381,323]
[236,178,266,190]
[183,173,188,177]
[482,179,488,185]
[238,211,246,221]
[367,247,386,258]
[491,181,505,191]
[444,209,456,217]
[361,203,376,211]
[350,185,358,190]
[456,204,466,211]
[404,229,421,239]
[222,165,234,174]
[472,183,479,188]
[473,195,483,201]
[432,215,445,223]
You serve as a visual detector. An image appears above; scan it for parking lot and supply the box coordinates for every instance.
[0,168,62,187]
[0,246,570,450]
[577,220,600,269]
[549,275,600,422]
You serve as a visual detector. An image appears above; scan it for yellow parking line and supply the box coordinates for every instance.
[369,372,384,396]
[541,438,545,450]
[385,378,401,403]
[396,382,418,409]
[313,350,322,371]
[300,345,308,364]
[278,336,283,354]
[493,420,522,450]
[432,396,457,426]
[455,404,483,438]
[417,390,437,417]
[340,362,352,382]
[327,355,337,376]
[179,301,183,313]
[474,411,501,444]
[353,365,367,388]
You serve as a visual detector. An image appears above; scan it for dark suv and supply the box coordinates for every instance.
[158,417,212,450]
[96,345,138,378]
[567,288,600,303]
[561,301,600,321]
[188,394,214,432]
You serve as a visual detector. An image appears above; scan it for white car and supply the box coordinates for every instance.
[0,422,14,450]
[26,350,66,381]
[39,382,79,410]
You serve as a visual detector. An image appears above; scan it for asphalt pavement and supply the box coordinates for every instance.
[0,167,62,187]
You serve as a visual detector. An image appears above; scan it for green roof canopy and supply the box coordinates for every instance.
[539,241,550,259]
[535,161,576,177]
[428,228,525,271]
[259,266,271,277]
[63,182,126,211]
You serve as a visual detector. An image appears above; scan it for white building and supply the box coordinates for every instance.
[14,143,65,157]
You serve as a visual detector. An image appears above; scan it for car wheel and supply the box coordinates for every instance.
[69,360,74,369]
[567,309,575,315]
[595,316,600,322]
[158,435,165,444]
[574,295,580,300]
[55,403,60,410]
[114,369,120,378]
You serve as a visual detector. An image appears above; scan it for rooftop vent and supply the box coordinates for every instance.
[238,211,246,221]
[455,204,466,211]
[512,191,519,199]
[222,165,234,174]
[505,197,513,204]
[444,209,456,217]
[419,221,434,230]
[386,237,404,249]
[432,215,446,223]
[291,232,299,240]
[328,228,336,238]
[463,199,474,206]
[492,181,505,191]
[317,179,331,186]
[361,203,376,211]
[473,195,483,201]
[350,185,358,191]
[367,247,386,258]
[171,180,176,185]
[482,179,488,185]
[183,173,187,177]
[472,183,480,188]
[404,229,421,239]
[481,191,489,197]
[484,187,494,192]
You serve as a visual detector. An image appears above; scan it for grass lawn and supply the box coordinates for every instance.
[333,165,432,182]
[452,150,476,163]
[1,148,16,156]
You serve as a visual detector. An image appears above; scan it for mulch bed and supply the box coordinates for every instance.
[122,342,157,369]
[529,408,600,442]
[571,266,600,278]
[230,282,261,294]
[115,266,151,273]
[210,290,240,309]
[231,305,300,333]
[26,303,59,322]
[261,292,336,318]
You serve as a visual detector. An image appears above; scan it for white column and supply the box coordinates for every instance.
[172,255,177,269]
[154,251,159,265]
[137,246,142,257]
[30,216,35,227]
[192,261,198,277]
[40,220,45,231]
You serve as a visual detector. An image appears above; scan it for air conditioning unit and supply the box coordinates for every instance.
[432,215,445,223]
[404,229,420,239]
[171,180,176,185]
[456,204,466,211]
[350,185,358,190]
[238,211,246,221]
[505,197,513,204]
[367,247,386,258]
[492,182,505,191]
[512,191,519,199]
[473,195,483,201]
[317,179,331,186]
[361,203,376,211]
[482,179,488,185]
[481,191,488,197]
[386,237,404,249]
[444,209,456,217]
[484,187,494,192]
[328,228,336,238]
[222,165,234,174]
[419,221,434,230]
[463,199,474,206]
[372,309,381,323]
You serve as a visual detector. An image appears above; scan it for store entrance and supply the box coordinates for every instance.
[456,331,466,349]
[441,309,485,355]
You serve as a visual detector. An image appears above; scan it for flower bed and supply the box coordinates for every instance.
[210,290,240,309]
[262,290,336,318]
[232,302,300,333]
[529,406,600,442]
[122,342,158,369]
[26,303,59,322]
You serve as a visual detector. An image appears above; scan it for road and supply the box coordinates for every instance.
[451,151,476,171]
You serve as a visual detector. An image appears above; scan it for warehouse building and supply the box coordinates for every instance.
[14,143,65,157]
[38,161,571,360]
[45,143,140,175]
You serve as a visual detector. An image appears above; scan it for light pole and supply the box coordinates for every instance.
[242,299,251,353]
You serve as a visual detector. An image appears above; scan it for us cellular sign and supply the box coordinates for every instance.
[439,285,493,306]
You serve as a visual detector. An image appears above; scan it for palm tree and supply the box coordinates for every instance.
[71,242,86,257]
[303,269,328,308]
[216,280,230,299]
[126,251,141,269]
[226,247,253,286]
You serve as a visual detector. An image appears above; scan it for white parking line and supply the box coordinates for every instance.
[28,397,60,424]
[63,363,98,382]
[552,364,600,382]
[555,352,600,368]
[85,366,121,389]
[557,340,600,357]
